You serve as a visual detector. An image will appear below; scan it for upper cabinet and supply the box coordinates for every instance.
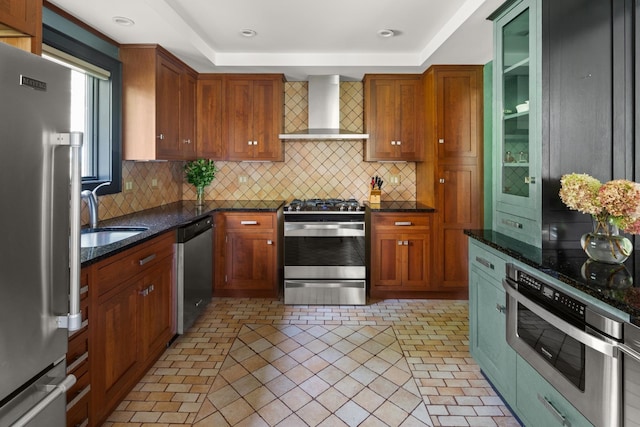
[363,75,425,162]
[224,75,284,162]
[0,0,42,54]
[121,45,197,161]
[490,0,542,247]
[197,75,225,160]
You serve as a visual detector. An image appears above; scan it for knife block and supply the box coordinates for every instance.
[369,189,381,204]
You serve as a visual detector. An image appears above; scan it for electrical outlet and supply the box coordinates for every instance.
[125,181,133,191]
[151,178,158,187]
[239,175,248,184]
[389,175,400,185]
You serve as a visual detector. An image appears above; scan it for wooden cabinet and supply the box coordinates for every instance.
[224,75,284,161]
[66,267,91,427]
[364,75,424,161]
[121,45,197,160]
[91,232,174,426]
[370,213,432,298]
[0,0,41,54]
[214,212,279,297]
[197,74,225,159]
[417,65,483,293]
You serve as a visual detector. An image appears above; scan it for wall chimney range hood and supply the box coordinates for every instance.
[279,75,369,140]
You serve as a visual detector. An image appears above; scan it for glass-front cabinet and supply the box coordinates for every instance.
[491,0,542,247]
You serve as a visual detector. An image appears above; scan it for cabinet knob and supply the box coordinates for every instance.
[403,240,409,246]
[396,140,401,145]
[247,141,252,146]
[391,141,396,145]
[157,133,165,140]
[253,140,258,145]
[183,139,191,144]
[267,240,273,245]
[438,138,444,144]
[397,240,403,246]
[439,178,445,184]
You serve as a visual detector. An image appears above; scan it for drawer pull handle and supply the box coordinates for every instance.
[475,256,494,270]
[67,351,89,373]
[501,218,523,229]
[394,221,412,226]
[79,285,89,296]
[537,394,570,426]
[241,220,258,225]
[139,253,156,266]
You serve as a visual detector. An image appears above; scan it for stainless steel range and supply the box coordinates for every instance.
[283,198,366,305]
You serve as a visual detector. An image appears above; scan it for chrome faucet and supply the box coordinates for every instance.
[81,182,110,229]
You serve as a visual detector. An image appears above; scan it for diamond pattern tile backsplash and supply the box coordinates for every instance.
[87,81,416,225]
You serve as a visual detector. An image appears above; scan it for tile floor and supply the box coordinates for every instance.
[103,298,521,427]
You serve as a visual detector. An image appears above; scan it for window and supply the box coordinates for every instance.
[42,25,122,194]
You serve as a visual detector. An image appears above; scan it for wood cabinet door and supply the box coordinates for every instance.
[365,78,396,161]
[138,256,173,363]
[93,283,139,423]
[435,69,481,161]
[197,76,225,159]
[180,71,197,160]
[224,231,275,290]
[436,164,480,289]
[371,231,403,287]
[156,55,182,159]
[0,0,39,36]
[402,232,430,288]
[225,78,254,160]
[252,78,283,161]
[396,78,425,161]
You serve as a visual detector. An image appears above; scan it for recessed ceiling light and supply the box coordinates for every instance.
[241,29,257,38]
[113,16,135,26]
[377,29,395,38]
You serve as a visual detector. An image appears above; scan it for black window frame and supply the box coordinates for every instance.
[43,24,122,195]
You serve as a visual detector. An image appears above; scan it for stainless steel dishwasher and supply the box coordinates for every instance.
[621,322,640,426]
[176,216,213,334]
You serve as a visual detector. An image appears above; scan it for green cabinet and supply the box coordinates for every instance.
[516,356,593,427]
[491,0,542,247]
[468,240,515,397]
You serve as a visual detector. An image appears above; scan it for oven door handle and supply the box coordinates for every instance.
[503,280,619,357]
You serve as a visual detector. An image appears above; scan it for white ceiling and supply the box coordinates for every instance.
[48,0,504,81]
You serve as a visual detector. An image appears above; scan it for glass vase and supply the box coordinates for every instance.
[580,218,633,264]
[195,186,204,206]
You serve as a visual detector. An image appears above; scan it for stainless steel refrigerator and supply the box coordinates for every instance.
[0,43,82,426]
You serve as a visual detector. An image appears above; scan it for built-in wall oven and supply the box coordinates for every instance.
[503,263,624,427]
[284,198,366,305]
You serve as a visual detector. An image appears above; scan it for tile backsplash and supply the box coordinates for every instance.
[88,81,416,225]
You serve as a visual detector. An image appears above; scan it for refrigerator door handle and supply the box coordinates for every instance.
[11,374,76,427]
[54,132,83,332]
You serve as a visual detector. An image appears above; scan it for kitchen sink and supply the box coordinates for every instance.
[81,227,148,248]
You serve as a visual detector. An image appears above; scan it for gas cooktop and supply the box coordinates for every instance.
[285,198,364,212]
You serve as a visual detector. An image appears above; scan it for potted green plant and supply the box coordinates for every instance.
[184,159,217,205]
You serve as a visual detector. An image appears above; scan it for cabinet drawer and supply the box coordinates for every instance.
[95,232,174,296]
[67,328,88,371]
[372,213,431,229]
[468,240,506,283]
[66,369,90,405]
[224,213,274,230]
[494,210,539,246]
[66,380,90,427]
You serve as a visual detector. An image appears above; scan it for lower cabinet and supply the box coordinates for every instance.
[468,238,592,427]
[370,212,433,298]
[90,232,175,426]
[66,267,91,427]
[214,212,280,297]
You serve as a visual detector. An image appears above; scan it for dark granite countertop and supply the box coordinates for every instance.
[81,200,285,267]
[465,229,640,326]
[366,201,436,212]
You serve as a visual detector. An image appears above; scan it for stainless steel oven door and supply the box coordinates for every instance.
[284,221,366,280]
[503,278,621,427]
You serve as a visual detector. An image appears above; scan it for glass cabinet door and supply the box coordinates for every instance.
[501,8,531,199]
